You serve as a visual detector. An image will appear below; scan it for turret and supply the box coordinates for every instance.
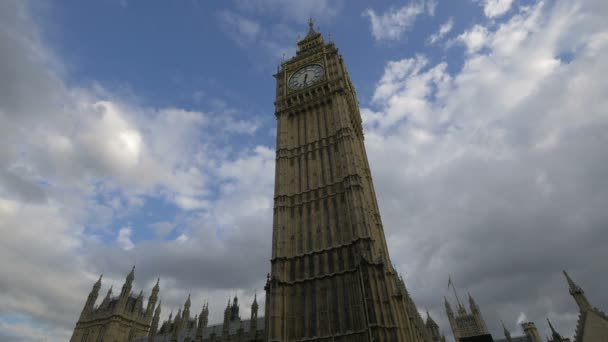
[563,270,591,311]
[183,294,191,322]
[425,311,442,342]
[250,293,259,335]
[223,298,231,336]
[445,297,458,339]
[468,292,478,312]
[171,308,181,342]
[230,295,240,321]
[444,297,453,316]
[196,303,208,340]
[522,322,542,342]
[146,278,159,317]
[79,274,102,319]
[149,301,161,342]
[468,292,487,333]
[501,320,512,342]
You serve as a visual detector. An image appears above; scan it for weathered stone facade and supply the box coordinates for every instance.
[444,293,488,341]
[71,268,263,342]
[70,267,158,342]
[563,271,608,342]
[137,295,263,342]
[264,20,431,342]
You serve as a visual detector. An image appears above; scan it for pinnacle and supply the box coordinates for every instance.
[563,270,580,291]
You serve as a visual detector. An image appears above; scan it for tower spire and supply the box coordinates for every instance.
[501,320,512,342]
[563,270,591,311]
[547,318,563,340]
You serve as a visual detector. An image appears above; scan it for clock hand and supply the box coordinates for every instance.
[303,74,308,84]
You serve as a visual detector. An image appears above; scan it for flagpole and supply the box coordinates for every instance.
[449,275,463,309]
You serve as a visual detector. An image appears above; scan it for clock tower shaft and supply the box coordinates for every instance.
[265,22,430,342]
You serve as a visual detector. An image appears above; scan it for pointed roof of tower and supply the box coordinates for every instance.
[563,270,582,294]
[444,296,452,310]
[155,300,162,315]
[425,310,439,328]
[305,18,317,39]
[152,278,160,292]
[95,274,103,287]
[185,293,191,308]
[547,318,563,340]
[468,292,476,305]
[252,292,258,309]
[501,320,511,339]
[127,265,135,281]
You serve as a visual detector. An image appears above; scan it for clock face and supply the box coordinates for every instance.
[288,64,324,90]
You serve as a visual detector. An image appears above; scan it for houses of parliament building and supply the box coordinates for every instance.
[70,22,608,342]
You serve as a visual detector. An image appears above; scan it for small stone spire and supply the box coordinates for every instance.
[250,292,259,334]
[469,292,479,312]
[181,293,191,330]
[94,274,103,289]
[444,297,453,314]
[185,293,191,308]
[197,302,209,340]
[223,298,231,336]
[147,278,160,317]
[120,266,135,301]
[127,265,135,282]
[547,318,563,340]
[252,292,259,310]
[308,18,315,34]
[501,320,512,342]
[149,301,161,342]
[563,270,591,311]
[134,290,144,313]
[230,295,240,321]
[80,274,103,319]
[101,285,113,308]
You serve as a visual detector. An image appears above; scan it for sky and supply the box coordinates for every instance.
[1,0,607,341]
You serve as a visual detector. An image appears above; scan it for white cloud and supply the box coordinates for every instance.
[217,10,262,47]
[0,1,271,340]
[117,227,134,250]
[457,24,489,54]
[363,2,427,41]
[428,17,454,44]
[363,0,608,339]
[481,0,516,18]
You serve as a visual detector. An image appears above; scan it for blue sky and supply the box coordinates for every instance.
[1,0,608,341]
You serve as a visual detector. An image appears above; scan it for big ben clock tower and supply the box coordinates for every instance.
[265,20,431,342]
